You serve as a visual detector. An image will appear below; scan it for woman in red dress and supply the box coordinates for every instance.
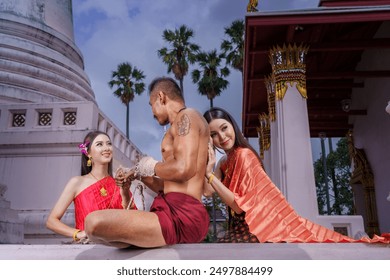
[203,107,388,244]
[46,131,136,243]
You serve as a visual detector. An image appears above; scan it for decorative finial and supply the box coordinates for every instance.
[247,0,258,12]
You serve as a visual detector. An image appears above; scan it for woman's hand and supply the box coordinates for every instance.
[206,137,216,176]
[76,230,90,244]
[115,167,130,189]
[116,166,140,190]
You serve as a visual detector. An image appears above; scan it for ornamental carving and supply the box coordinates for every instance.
[269,44,309,100]
[347,130,379,237]
[247,0,258,12]
[264,74,276,121]
[257,113,270,159]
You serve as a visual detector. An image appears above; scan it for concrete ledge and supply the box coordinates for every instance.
[1,243,389,260]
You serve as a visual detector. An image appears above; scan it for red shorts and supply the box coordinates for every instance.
[150,192,209,245]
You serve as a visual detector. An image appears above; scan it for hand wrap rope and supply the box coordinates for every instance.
[135,156,158,177]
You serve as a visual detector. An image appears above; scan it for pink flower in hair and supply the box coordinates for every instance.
[78,141,90,156]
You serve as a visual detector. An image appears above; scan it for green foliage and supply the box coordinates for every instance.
[314,138,354,215]
[191,49,230,108]
[202,194,227,243]
[157,24,200,97]
[221,19,245,73]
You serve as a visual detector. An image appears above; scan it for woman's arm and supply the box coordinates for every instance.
[203,142,218,197]
[204,144,243,214]
[205,171,243,214]
[46,177,86,241]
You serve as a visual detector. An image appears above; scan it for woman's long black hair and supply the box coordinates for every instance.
[203,107,262,164]
[80,130,113,176]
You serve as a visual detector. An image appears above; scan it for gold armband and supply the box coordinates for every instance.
[208,172,215,184]
[73,229,81,242]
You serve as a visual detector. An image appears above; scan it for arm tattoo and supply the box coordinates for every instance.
[177,114,191,136]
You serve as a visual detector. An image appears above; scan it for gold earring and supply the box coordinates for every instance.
[87,157,92,167]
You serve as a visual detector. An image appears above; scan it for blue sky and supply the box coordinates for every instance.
[71,0,321,160]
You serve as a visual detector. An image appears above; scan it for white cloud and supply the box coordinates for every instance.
[76,0,130,19]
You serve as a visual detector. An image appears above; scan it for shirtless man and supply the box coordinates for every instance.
[84,76,210,248]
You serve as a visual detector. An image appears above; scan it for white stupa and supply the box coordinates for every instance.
[0,0,143,243]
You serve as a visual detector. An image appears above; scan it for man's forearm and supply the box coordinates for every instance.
[140,176,164,193]
[154,160,195,182]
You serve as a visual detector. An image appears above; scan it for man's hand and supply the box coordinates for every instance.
[136,156,158,177]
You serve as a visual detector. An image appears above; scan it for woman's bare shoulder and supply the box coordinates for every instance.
[64,175,89,190]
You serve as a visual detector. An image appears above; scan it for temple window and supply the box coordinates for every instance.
[63,110,77,126]
[11,111,26,127]
[38,111,52,126]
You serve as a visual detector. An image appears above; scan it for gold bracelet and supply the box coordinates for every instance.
[208,173,215,184]
[73,229,81,242]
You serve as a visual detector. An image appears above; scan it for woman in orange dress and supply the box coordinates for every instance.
[203,107,388,243]
[46,131,136,243]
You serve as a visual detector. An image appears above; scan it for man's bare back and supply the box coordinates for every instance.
[160,108,209,200]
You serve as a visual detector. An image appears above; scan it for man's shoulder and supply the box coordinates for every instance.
[182,108,207,126]
[183,107,201,117]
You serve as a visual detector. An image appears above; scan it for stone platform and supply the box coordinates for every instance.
[0,243,389,260]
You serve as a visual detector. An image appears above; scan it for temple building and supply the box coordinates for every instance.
[0,0,143,243]
[243,0,390,237]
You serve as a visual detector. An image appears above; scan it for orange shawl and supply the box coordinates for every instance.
[221,147,389,243]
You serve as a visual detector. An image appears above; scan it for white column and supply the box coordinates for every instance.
[265,45,365,237]
[266,44,318,219]
[274,84,318,220]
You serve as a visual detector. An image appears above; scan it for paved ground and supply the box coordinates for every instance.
[0,243,389,260]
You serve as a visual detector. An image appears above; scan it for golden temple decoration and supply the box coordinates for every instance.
[269,43,309,100]
[257,113,270,159]
[346,130,379,237]
[247,0,258,12]
[264,74,276,121]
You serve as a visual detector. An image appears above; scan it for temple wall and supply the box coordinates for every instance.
[0,1,150,243]
[0,0,74,41]
[351,22,390,233]
[0,1,93,104]
[0,102,146,241]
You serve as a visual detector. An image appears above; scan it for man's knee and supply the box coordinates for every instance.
[84,211,103,237]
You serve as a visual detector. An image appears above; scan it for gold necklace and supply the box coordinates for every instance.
[89,172,117,209]
[89,172,108,197]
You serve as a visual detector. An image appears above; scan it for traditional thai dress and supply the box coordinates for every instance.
[74,176,135,230]
[218,147,389,243]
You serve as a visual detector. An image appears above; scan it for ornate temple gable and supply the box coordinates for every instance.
[243,4,390,138]
[320,0,390,8]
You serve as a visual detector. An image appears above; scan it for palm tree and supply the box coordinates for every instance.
[191,49,230,108]
[221,19,245,81]
[157,25,200,98]
[108,62,145,139]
